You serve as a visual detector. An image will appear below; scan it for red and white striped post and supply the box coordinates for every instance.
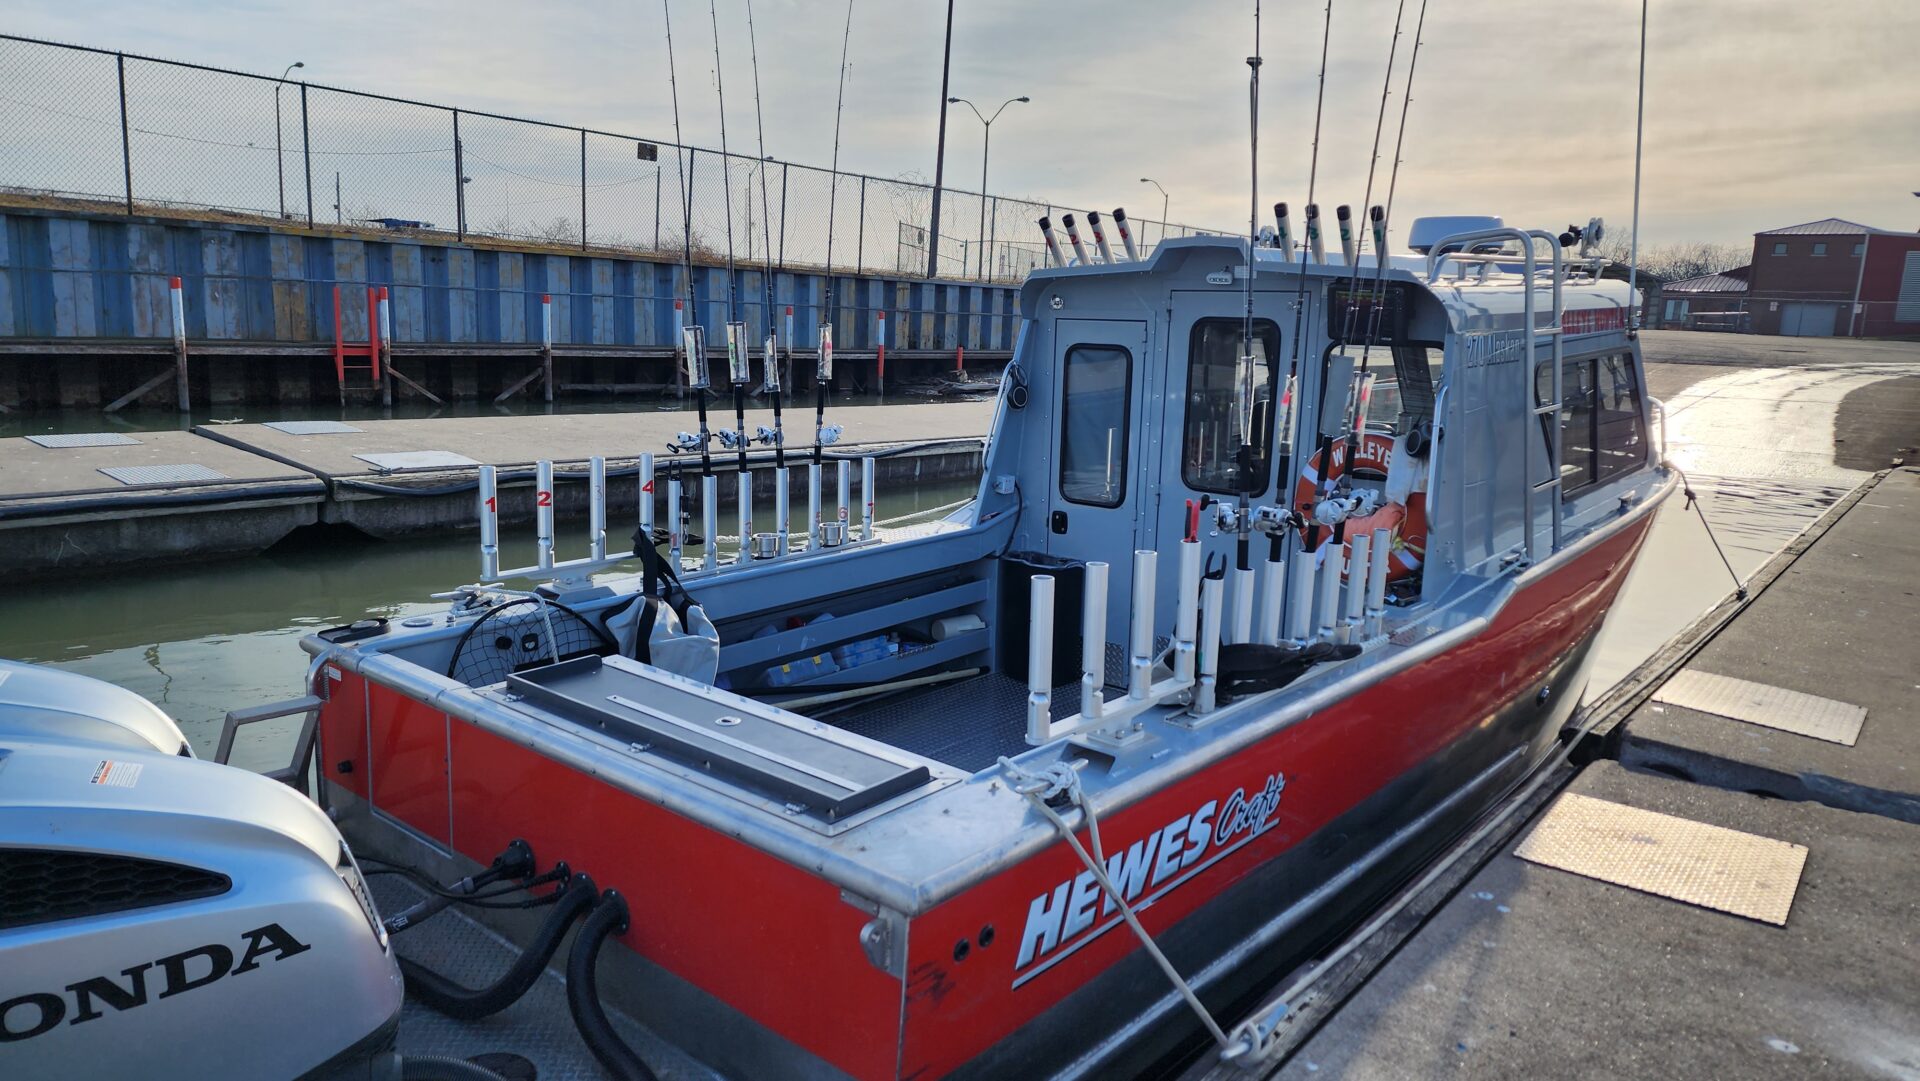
[169,276,188,413]
[875,308,887,397]
[376,286,392,406]
[673,298,686,396]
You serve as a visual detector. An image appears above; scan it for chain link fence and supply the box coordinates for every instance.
[0,34,1218,283]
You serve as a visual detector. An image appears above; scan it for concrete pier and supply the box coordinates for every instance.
[0,400,992,577]
[1252,467,1920,1080]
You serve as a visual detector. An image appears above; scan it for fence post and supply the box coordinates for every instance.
[116,54,133,215]
[777,163,788,269]
[653,164,662,252]
[301,83,314,227]
[986,196,998,282]
[453,109,466,240]
[579,128,588,250]
[855,177,866,275]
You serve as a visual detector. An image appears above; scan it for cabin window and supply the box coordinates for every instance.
[1593,353,1648,482]
[1811,243,1828,257]
[1535,352,1646,495]
[1382,344,1444,434]
[1183,318,1282,494]
[1059,344,1133,507]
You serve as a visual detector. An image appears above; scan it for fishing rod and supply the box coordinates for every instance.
[813,0,856,547]
[1285,0,1332,563]
[662,0,709,568]
[1224,0,1264,644]
[1303,0,1401,555]
[1356,0,1429,361]
[708,0,743,572]
[743,0,790,556]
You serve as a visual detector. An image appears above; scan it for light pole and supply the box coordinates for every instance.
[1139,177,1169,248]
[949,95,1028,281]
[274,61,304,219]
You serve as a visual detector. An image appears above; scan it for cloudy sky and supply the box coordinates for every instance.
[5,0,1917,250]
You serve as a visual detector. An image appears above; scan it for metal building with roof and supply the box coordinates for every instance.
[1747,218,1920,337]
[1661,267,1749,332]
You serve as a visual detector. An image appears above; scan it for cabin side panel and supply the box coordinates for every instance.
[317,670,370,800]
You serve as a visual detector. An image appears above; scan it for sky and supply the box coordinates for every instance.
[4,0,1917,251]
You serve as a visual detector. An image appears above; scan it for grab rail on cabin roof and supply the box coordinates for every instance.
[1425,228,1567,563]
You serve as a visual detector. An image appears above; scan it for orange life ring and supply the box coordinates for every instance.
[1295,433,1427,581]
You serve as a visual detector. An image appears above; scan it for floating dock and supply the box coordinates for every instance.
[0,400,993,577]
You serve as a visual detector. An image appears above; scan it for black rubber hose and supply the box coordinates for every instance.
[566,890,658,1081]
[398,1055,511,1081]
[400,873,596,1021]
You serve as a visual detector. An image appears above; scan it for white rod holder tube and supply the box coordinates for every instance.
[775,466,791,556]
[1196,575,1224,714]
[837,460,851,531]
[737,470,754,568]
[1088,211,1115,264]
[666,475,683,566]
[1315,545,1345,641]
[701,474,719,572]
[1026,574,1056,744]
[1173,539,1201,683]
[1230,566,1256,645]
[1343,533,1371,638]
[1256,546,1285,646]
[1286,554,1317,645]
[535,460,555,571]
[478,465,500,580]
[638,453,655,545]
[1080,561,1109,721]
[861,457,876,541]
[1128,549,1158,700]
[588,456,607,563]
[1366,526,1392,637]
[807,462,823,549]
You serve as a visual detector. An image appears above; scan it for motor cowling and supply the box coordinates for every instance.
[0,665,403,1080]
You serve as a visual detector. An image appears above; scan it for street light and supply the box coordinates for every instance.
[948,94,1029,281]
[1139,177,1169,249]
[274,61,304,219]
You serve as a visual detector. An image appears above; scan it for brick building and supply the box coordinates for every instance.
[1747,218,1920,337]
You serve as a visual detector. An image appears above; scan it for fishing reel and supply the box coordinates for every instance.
[1309,487,1381,528]
[1250,504,1304,535]
[715,429,749,450]
[815,423,844,447]
[753,425,784,446]
[666,431,709,453]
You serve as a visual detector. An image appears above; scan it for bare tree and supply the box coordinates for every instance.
[1600,239,1748,282]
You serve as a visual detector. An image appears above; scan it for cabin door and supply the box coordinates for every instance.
[1046,318,1150,642]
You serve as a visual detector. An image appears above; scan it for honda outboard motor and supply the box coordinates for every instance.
[0,660,404,1080]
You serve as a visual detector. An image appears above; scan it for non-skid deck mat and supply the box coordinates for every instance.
[1653,668,1866,746]
[98,463,229,485]
[27,432,141,448]
[1515,792,1807,926]
[825,642,1149,773]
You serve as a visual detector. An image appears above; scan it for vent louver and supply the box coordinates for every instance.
[0,849,231,929]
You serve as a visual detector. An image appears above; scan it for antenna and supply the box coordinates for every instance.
[1628,0,1647,336]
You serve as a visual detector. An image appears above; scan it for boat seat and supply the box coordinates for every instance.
[445,597,616,688]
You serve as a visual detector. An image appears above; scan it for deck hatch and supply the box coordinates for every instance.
[353,450,482,472]
[98,464,231,485]
[506,655,931,820]
[1652,669,1866,746]
[27,432,144,448]
[265,420,366,435]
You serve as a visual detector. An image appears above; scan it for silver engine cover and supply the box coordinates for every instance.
[0,666,403,1079]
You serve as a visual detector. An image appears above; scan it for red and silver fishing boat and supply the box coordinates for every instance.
[288,207,1672,1079]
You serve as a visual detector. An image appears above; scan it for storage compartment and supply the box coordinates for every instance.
[997,551,1085,683]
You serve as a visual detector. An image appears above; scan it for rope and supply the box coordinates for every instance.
[1669,463,1747,600]
[996,757,1232,1050]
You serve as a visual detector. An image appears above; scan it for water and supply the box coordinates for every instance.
[3,360,1904,766]
[0,477,981,765]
